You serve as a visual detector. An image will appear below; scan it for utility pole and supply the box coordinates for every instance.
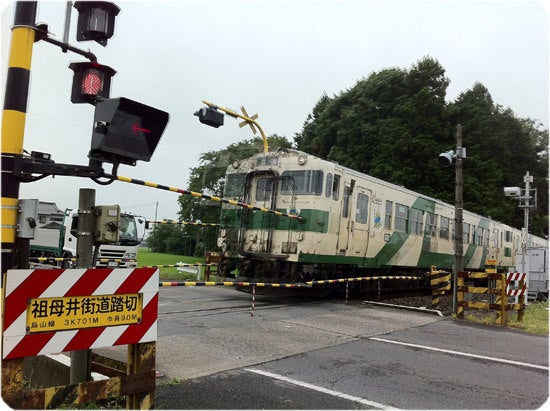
[70,188,95,384]
[518,171,536,276]
[437,124,466,315]
[1,1,37,277]
[455,124,464,277]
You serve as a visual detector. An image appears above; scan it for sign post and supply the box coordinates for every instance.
[71,188,95,384]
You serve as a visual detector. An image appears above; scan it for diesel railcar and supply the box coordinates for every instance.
[217,148,547,284]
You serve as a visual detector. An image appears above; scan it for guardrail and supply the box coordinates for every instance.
[457,270,526,325]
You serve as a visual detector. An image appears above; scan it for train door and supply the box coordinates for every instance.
[349,186,371,256]
[242,171,277,254]
[337,180,354,252]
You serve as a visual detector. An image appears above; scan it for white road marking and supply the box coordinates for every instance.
[370,337,549,371]
[245,368,396,409]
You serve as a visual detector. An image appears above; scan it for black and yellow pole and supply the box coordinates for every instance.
[1,2,37,404]
[108,174,303,221]
[2,1,37,276]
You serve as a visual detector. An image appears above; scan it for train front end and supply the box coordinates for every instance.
[218,149,328,282]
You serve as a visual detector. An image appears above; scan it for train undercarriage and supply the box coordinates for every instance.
[218,255,431,296]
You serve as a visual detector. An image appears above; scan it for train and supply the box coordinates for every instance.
[215,148,547,287]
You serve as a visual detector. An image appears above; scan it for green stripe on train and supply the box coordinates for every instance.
[221,208,329,233]
[411,197,436,213]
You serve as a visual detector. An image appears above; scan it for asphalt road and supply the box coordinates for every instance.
[98,286,549,409]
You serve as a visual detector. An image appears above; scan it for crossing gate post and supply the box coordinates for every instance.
[204,251,221,281]
[127,341,156,409]
[429,266,451,309]
[496,272,508,325]
[457,272,465,318]
[518,278,526,322]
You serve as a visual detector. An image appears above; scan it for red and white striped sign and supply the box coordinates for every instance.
[2,268,158,360]
[506,272,527,297]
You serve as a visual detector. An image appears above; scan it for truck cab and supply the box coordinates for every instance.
[29,202,142,268]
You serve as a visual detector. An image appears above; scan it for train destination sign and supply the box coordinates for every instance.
[26,293,143,333]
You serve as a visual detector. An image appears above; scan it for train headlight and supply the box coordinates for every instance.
[297,155,307,165]
[232,160,240,169]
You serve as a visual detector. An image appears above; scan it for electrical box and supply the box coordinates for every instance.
[17,199,39,239]
[94,205,120,244]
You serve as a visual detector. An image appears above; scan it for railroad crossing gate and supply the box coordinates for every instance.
[2,267,159,408]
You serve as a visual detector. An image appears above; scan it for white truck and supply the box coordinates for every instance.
[29,201,143,268]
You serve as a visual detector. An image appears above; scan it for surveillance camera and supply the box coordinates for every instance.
[438,150,455,166]
[504,187,522,197]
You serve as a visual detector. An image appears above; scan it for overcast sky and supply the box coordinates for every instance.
[2,0,548,223]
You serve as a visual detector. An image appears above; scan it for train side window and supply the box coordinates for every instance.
[384,200,393,229]
[342,186,350,218]
[395,203,408,232]
[505,230,512,242]
[440,216,450,239]
[332,174,341,200]
[325,173,333,198]
[356,193,369,224]
[311,170,324,194]
[425,212,437,236]
[476,227,483,245]
[408,208,423,234]
[281,170,323,195]
[463,223,470,243]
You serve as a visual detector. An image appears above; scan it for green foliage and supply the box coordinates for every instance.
[509,301,549,335]
[295,57,454,201]
[145,223,195,255]
[450,83,549,235]
[294,56,548,235]
[465,301,549,335]
[138,249,204,280]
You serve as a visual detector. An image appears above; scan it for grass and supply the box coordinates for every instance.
[465,300,548,335]
[137,248,206,281]
[508,300,549,335]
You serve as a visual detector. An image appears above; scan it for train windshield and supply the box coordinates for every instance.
[118,215,139,245]
[224,173,246,198]
[280,170,324,195]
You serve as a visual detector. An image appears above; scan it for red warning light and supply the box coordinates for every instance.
[69,61,116,105]
[81,70,103,95]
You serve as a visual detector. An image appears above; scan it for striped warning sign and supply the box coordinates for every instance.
[506,272,527,297]
[2,268,159,360]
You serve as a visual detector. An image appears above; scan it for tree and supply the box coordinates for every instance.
[295,56,454,200]
[146,222,189,254]
[450,84,549,236]
[295,57,548,236]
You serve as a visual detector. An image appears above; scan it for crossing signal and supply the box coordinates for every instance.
[194,107,224,128]
[69,62,116,104]
[89,97,169,166]
[74,1,120,47]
